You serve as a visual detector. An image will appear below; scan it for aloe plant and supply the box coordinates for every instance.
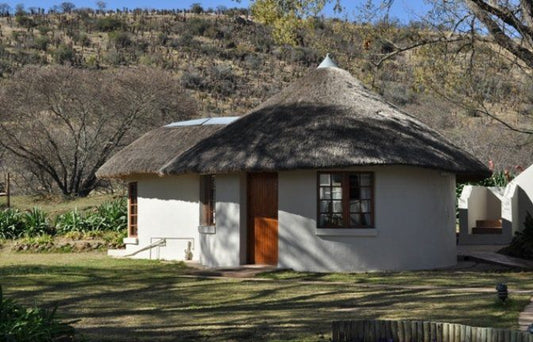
[0,285,75,341]
[0,209,25,239]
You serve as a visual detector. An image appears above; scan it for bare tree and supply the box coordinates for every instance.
[0,65,196,197]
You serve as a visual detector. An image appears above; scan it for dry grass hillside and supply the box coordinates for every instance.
[0,8,531,175]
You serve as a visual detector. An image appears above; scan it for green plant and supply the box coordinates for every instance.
[0,209,25,239]
[95,17,124,32]
[499,212,533,260]
[17,234,54,246]
[54,199,127,234]
[23,208,52,237]
[94,199,127,232]
[54,209,88,234]
[0,285,74,341]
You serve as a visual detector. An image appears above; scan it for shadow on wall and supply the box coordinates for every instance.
[518,187,533,230]
[201,204,240,267]
[278,212,379,272]
[139,176,199,203]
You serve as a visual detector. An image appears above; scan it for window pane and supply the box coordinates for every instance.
[350,214,361,226]
[350,200,360,212]
[360,173,372,186]
[319,214,328,226]
[361,200,370,212]
[332,174,342,186]
[360,187,371,200]
[332,187,342,199]
[331,214,343,226]
[332,200,343,213]
[320,200,330,212]
[349,176,360,199]
[362,213,372,226]
[349,174,360,187]
[320,187,331,199]
[319,174,330,186]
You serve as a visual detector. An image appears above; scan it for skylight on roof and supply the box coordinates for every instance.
[165,116,240,128]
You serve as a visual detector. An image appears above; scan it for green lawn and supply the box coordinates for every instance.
[0,249,531,342]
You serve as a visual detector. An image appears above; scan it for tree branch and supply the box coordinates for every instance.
[466,0,533,68]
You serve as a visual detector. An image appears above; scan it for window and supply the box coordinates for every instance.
[318,172,374,228]
[128,182,138,237]
[200,175,215,226]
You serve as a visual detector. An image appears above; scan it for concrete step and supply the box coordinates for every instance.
[472,227,502,234]
[475,219,502,228]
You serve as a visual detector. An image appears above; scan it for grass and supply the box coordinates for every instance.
[0,249,531,341]
[3,194,118,218]
[257,268,533,291]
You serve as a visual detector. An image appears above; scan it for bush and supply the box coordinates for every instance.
[22,208,53,236]
[108,31,132,49]
[0,208,53,239]
[95,17,124,32]
[499,212,533,260]
[53,44,75,64]
[55,199,127,234]
[54,209,90,234]
[0,285,74,341]
[0,209,25,239]
[33,36,50,51]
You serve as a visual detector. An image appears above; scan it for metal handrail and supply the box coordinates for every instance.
[122,238,166,257]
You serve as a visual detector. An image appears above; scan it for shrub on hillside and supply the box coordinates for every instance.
[95,17,124,32]
[0,285,74,341]
[499,212,533,260]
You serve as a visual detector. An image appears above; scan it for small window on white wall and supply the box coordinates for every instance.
[200,175,215,226]
[128,182,138,237]
[318,172,374,228]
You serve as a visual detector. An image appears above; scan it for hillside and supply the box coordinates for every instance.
[0,8,531,194]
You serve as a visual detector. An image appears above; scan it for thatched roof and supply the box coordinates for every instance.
[159,65,490,180]
[96,118,238,178]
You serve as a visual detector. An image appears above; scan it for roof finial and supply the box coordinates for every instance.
[317,53,338,69]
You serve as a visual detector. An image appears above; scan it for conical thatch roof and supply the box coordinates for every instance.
[160,65,490,180]
[96,118,238,178]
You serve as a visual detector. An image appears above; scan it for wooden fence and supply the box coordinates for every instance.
[332,320,533,342]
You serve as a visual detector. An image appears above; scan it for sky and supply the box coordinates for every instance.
[2,0,432,23]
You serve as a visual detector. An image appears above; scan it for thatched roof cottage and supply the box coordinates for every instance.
[97,56,489,272]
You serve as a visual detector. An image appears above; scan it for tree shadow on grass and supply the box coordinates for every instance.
[0,263,528,341]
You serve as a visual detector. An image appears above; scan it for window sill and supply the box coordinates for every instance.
[198,225,216,234]
[316,228,378,237]
[123,237,138,245]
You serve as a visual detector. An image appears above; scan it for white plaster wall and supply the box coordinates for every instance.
[277,166,456,272]
[513,165,533,232]
[199,174,245,267]
[126,175,200,261]
[466,186,488,231]
[486,191,502,220]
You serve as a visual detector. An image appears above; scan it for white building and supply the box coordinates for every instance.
[97,57,489,272]
[458,164,533,245]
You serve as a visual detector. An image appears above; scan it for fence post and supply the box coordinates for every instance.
[6,172,10,208]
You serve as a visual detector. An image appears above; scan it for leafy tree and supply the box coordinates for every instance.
[96,1,106,12]
[250,0,333,45]
[255,0,532,134]
[0,66,196,197]
[0,3,10,16]
[190,3,204,14]
[60,2,76,13]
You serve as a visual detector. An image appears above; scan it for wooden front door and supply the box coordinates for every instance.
[247,173,278,265]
